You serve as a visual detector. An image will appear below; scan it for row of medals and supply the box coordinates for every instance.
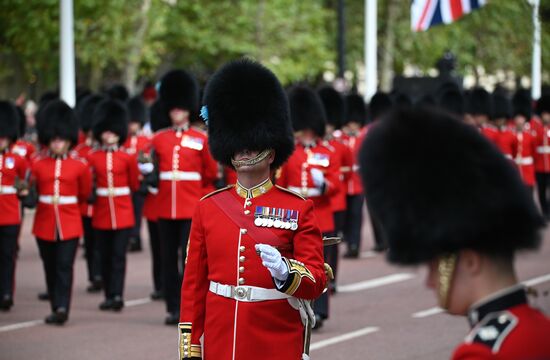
[254,216,298,231]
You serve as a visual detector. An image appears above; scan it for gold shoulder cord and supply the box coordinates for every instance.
[438,253,458,309]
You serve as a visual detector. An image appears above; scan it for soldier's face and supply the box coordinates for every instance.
[541,112,550,124]
[0,137,9,151]
[101,131,119,145]
[233,149,274,172]
[514,115,527,128]
[170,108,189,125]
[128,122,141,135]
[49,137,70,155]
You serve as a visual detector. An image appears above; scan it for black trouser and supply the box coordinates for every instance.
[82,216,101,283]
[96,229,130,300]
[147,220,162,293]
[331,211,345,279]
[130,192,145,247]
[158,219,191,314]
[344,195,364,252]
[536,172,550,216]
[36,238,79,312]
[314,231,336,320]
[0,225,19,299]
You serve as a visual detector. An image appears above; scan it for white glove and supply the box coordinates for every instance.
[310,168,325,189]
[138,162,154,175]
[255,244,289,281]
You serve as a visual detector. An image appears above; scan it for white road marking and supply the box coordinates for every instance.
[412,273,550,319]
[338,273,415,293]
[125,297,152,307]
[310,326,379,351]
[360,251,377,259]
[0,319,44,333]
[411,307,444,318]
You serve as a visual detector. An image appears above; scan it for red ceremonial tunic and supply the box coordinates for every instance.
[495,128,518,161]
[0,150,28,226]
[87,147,139,230]
[31,153,91,240]
[277,141,340,233]
[74,142,95,217]
[452,286,550,360]
[480,124,499,147]
[122,134,152,156]
[151,126,217,220]
[345,128,368,196]
[11,140,36,163]
[142,188,158,221]
[327,131,353,212]
[514,125,537,186]
[533,119,550,173]
[180,181,326,360]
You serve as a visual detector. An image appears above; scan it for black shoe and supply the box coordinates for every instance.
[86,279,103,293]
[165,312,179,325]
[37,292,49,301]
[0,296,13,311]
[312,314,324,331]
[99,298,114,311]
[150,290,164,300]
[343,249,359,259]
[128,239,142,252]
[111,296,124,311]
[45,308,68,325]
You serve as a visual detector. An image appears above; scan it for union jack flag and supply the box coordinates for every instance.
[411,0,487,32]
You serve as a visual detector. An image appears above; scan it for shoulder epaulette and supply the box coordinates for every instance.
[466,311,518,353]
[275,185,306,200]
[200,185,234,201]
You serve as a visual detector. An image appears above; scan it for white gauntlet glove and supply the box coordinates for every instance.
[138,162,154,175]
[310,168,325,189]
[255,244,289,281]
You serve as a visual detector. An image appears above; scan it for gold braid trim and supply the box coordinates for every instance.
[438,253,458,309]
[280,258,316,296]
[231,149,272,168]
[178,322,201,359]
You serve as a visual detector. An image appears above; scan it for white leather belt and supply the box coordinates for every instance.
[537,146,550,154]
[516,157,534,165]
[288,186,322,197]
[209,281,290,302]
[96,187,131,197]
[39,195,78,204]
[0,186,17,195]
[504,154,513,160]
[159,171,201,181]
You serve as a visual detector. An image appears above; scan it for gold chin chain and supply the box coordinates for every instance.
[438,253,458,309]
[231,149,272,169]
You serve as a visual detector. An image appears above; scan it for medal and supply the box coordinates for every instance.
[291,222,298,231]
[267,219,274,227]
[254,217,263,226]
[273,219,282,228]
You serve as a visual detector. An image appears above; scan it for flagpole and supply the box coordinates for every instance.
[529,0,541,100]
[364,0,377,102]
[60,0,76,107]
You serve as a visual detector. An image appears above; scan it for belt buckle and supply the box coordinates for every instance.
[232,286,250,301]
[53,195,59,205]
[172,171,177,180]
[108,187,115,196]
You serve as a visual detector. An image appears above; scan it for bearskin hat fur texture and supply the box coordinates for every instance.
[318,86,345,129]
[439,89,464,116]
[344,94,367,126]
[288,85,327,138]
[37,100,79,146]
[359,107,544,265]
[158,69,199,115]
[126,96,147,125]
[369,92,393,121]
[92,99,128,145]
[77,94,105,132]
[0,101,20,142]
[513,90,532,119]
[469,88,492,117]
[492,93,511,120]
[537,95,550,115]
[203,59,294,169]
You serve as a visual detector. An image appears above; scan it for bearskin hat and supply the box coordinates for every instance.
[492,93,511,120]
[149,100,168,133]
[158,69,199,115]
[288,86,326,138]
[359,107,544,265]
[393,92,413,107]
[37,100,79,146]
[469,87,492,117]
[537,95,550,115]
[0,101,20,142]
[439,89,464,116]
[77,94,104,132]
[369,92,393,121]
[126,96,147,125]
[106,84,129,102]
[318,86,345,129]
[203,59,294,169]
[512,89,532,119]
[344,94,367,126]
[92,99,128,145]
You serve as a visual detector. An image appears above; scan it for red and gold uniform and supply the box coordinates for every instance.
[87,147,139,230]
[452,286,550,359]
[480,123,499,146]
[152,125,217,220]
[0,150,28,226]
[327,131,352,214]
[11,139,36,163]
[533,117,550,216]
[180,180,326,360]
[122,133,151,156]
[496,127,518,162]
[513,124,537,187]
[277,141,340,234]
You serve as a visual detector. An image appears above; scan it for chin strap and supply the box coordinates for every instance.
[231,149,272,169]
[438,253,458,309]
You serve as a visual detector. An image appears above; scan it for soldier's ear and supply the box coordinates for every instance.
[459,249,482,277]
[268,150,275,165]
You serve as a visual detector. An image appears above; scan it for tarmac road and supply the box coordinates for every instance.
[1,210,549,360]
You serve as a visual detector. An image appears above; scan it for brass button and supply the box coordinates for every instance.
[239,266,245,273]
[239,246,245,252]
[238,278,245,285]
[239,256,245,262]
[240,229,247,235]
[244,210,250,215]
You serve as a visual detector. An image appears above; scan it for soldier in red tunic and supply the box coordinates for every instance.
[512,91,537,190]
[88,99,139,311]
[179,60,327,360]
[0,101,29,311]
[360,107,550,360]
[534,95,550,217]
[31,100,92,324]
[472,88,499,145]
[150,70,218,324]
